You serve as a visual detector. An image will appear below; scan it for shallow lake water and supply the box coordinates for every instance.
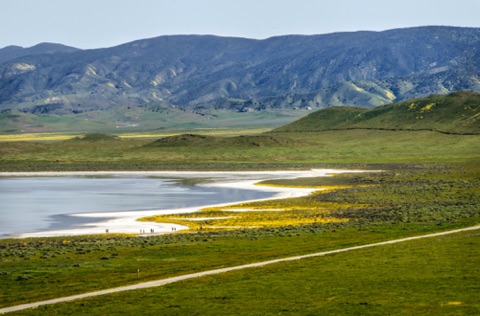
[0,175,274,237]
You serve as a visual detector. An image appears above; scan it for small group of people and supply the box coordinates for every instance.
[140,228,155,234]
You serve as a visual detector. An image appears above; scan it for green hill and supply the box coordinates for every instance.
[272,91,480,134]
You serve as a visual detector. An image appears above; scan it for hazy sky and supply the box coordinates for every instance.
[2,0,479,49]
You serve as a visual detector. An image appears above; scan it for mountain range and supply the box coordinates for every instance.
[1,26,479,132]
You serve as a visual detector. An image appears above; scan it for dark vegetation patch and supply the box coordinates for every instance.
[70,133,121,142]
[145,134,295,147]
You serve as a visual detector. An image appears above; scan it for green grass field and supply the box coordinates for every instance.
[0,130,478,171]
[0,125,479,315]
[9,230,478,315]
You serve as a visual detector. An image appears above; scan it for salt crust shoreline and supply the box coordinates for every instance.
[1,169,363,238]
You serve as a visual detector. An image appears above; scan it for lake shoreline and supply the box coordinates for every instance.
[1,169,362,238]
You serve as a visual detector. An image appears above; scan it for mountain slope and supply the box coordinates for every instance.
[272,91,480,134]
[0,26,479,133]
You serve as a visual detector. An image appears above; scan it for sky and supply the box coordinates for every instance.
[2,0,480,49]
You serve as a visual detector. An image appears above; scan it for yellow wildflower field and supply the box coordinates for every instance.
[141,186,364,232]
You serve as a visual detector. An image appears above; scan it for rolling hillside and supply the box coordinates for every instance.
[272,91,480,134]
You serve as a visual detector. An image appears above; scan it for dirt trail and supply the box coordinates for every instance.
[1,225,479,314]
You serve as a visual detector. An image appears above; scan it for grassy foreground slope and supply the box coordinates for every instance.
[9,230,479,315]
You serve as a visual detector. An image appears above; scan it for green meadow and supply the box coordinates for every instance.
[0,130,478,171]
[6,230,479,315]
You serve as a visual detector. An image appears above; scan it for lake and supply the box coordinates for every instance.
[0,175,275,237]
